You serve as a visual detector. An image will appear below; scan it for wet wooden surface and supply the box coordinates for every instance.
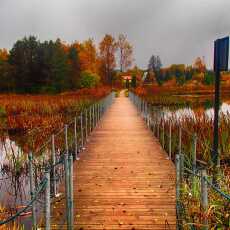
[51,92,176,229]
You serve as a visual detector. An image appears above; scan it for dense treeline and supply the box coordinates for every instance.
[146,55,216,86]
[0,34,133,93]
[0,37,73,93]
[0,35,223,93]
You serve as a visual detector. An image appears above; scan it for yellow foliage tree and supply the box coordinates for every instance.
[193,57,206,73]
[0,49,8,62]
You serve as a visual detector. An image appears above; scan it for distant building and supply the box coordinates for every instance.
[122,75,132,88]
[122,75,132,81]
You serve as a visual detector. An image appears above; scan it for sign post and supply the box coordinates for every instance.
[212,36,229,178]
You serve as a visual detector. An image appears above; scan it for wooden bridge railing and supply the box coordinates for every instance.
[129,91,230,230]
[0,92,115,230]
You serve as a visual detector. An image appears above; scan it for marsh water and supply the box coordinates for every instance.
[1,94,230,227]
[0,138,32,227]
[163,102,230,120]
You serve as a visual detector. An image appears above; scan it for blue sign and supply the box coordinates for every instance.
[214,36,229,71]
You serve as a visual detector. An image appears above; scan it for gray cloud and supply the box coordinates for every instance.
[0,0,229,68]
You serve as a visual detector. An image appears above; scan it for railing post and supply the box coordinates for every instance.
[29,152,37,229]
[144,101,146,119]
[176,154,181,230]
[64,154,70,229]
[152,119,155,135]
[89,106,92,133]
[142,100,144,118]
[65,125,69,155]
[180,154,184,183]
[85,109,88,141]
[176,154,181,199]
[169,121,172,160]
[140,98,142,114]
[192,134,197,173]
[147,114,150,128]
[157,120,160,139]
[103,98,105,113]
[139,97,141,113]
[93,104,96,128]
[74,117,79,160]
[179,126,182,155]
[51,134,57,196]
[99,102,101,119]
[137,96,139,111]
[201,169,208,230]
[45,171,50,230]
[139,99,141,114]
[68,154,74,229]
[162,121,165,149]
[192,134,197,197]
[141,99,143,116]
[97,103,99,123]
[95,104,97,125]
[92,105,94,129]
[80,113,84,149]
[100,100,102,119]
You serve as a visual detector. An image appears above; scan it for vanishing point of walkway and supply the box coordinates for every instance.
[52,92,176,229]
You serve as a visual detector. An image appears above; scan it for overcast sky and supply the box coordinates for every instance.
[0,0,229,68]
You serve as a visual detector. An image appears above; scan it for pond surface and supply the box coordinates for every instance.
[0,130,70,228]
[162,102,230,121]
[0,138,32,227]
[0,135,58,228]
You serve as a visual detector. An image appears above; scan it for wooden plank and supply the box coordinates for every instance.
[50,92,176,229]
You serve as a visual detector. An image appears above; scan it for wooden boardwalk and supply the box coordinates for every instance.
[51,92,176,229]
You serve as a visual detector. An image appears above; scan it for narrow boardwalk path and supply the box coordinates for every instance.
[52,92,176,229]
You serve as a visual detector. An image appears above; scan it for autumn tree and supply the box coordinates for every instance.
[68,45,80,89]
[79,71,100,88]
[78,39,99,74]
[148,55,162,73]
[8,36,41,92]
[8,36,69,93]
[0,49,8,63]
[170,64,186,85]
[193,57,206,73]
[99,34,117,84]
[0,48,15,91]
[117,34,133,72]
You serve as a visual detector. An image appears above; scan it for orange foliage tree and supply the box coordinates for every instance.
[99,34,117,84]
[0,49,8,62]
[78,39,100,74]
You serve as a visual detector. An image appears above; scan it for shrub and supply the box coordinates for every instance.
[131,75,136,88]
[79,71,100,88]
[204,71,215,85]
[0,106,6,117]
[115,90,120,97]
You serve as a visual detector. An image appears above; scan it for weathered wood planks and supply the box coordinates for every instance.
[51,92,176,230]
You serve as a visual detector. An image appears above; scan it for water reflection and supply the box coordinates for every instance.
[163,107,196,121]
[0,137,31,227]
[0,133,67,228]
[162,102,230,121]
[205,103,230,119]
[0,138,29,208]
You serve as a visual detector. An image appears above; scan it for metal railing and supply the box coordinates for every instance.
[129,91,230,230]
[0,92,115,230]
